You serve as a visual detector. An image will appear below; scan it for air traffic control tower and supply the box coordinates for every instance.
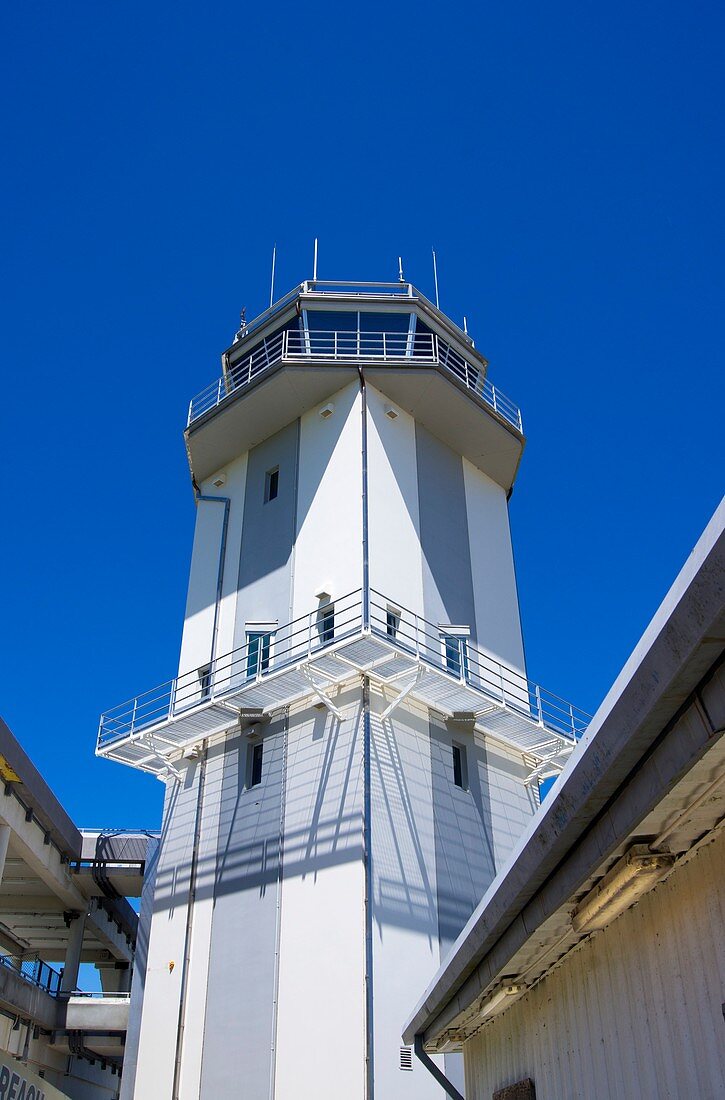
[97,279,588,1099]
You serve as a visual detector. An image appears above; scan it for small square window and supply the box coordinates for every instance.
[248,741,264,788]
[246,632,272,679]
[265,467,279,503]
[441,632,469,680]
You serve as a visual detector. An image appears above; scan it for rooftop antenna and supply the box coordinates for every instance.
[463,315,468,336]
[313,238,318,282]
[233,306,247,344]
[398,256,405,283]
[432,249,440,309]
[269,244,277,308]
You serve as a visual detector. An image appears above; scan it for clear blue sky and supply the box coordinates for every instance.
[1,2,723,828]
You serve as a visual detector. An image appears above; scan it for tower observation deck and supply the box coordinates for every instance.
[102,278,589,1100]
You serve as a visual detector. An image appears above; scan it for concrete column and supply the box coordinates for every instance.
[95,961,131,993]
[0,825,11,884]
[60,910,87,994]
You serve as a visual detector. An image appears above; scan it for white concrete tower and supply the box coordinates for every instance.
[98,279,588,1100]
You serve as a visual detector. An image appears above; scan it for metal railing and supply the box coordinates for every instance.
[0,954,62,996]
[98,589,588,750]
[188,328,523,433]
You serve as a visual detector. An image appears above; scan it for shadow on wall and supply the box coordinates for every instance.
[149,703,533,943]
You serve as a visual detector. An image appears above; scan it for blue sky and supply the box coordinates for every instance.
[1,2,723,828]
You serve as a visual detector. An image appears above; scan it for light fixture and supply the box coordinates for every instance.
[212,472,227,487]
[319,402,335,419]
[384,404,399,420]
[572,845,675,934]
[478,982,524,1019]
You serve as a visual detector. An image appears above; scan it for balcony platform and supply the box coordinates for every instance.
[97,593,588,785]
[185,281,525,491]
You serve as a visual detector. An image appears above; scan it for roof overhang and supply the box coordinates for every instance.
[403,498,725,1049]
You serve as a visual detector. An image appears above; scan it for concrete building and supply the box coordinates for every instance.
[403,500,725,1100]
[96,279,589,1099]
[0,717,154,1099]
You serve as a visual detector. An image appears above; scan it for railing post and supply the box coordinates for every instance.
[307,612,313,657]
[217,377,223,407]
[570,703,576,739]
[130,697,138,734]
[169,678,176,718]
[415,615,420,659]
[492,384,498,414]
[535,685,543,725]
[382,331,387,358]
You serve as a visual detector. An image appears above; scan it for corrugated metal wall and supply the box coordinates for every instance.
[463,825,725,1100]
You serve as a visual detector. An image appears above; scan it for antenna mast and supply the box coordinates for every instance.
[269,244,277,308]
[432,249,440,308]
[313,238,318,281]
[398,256,405,283]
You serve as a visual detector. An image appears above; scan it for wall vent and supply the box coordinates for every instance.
[399,1046,413,1071]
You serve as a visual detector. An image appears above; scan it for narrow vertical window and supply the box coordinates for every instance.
[386,608,400,638]
[452,742,468,790]
[318,603,334,645]
[198,664,212,700]
[246,632,272,679]
[249,741,264,788]
[265,467,279,502]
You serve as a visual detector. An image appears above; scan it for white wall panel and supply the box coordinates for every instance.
[177,453,247,681]
[292,382,362,621]
[366,384,424,614]
[463,827,725,1100]
[133,767,199,1098]
[177,741,225,1099]
[369,696,443,1099]
[274,692,366,1100]
[462,458,525,673]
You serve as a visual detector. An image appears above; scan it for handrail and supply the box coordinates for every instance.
[97,589,588,751]
[0,953,62,996]
[188,329,523,433]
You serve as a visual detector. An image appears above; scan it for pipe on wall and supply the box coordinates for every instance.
[414,1035,466,1100]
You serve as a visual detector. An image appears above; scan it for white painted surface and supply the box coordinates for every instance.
[462,458,525,672]
[176,743,225,1099]
[206,455,248,664]
[177,456,247,684]
[369,695,444,1098]
[366,384,425,614]
[292,382,362,621]
[133,769,198,1098]
[274,694,366,1100]
[463,827,725,1100]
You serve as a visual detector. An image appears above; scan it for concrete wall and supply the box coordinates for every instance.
[366,385,424,613]
[132,768,200,1098]
[292,381,363,623]
[199,721,285,1097]
[368,693,442,1099]
[274,690,366,1100]
[463,826,725,1100]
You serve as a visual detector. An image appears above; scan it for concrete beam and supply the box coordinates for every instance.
[0,792,86,912]
[86,903,134,964]
[62,996,130,1032]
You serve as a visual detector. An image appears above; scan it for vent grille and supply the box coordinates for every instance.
[400,1046,413,1071]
